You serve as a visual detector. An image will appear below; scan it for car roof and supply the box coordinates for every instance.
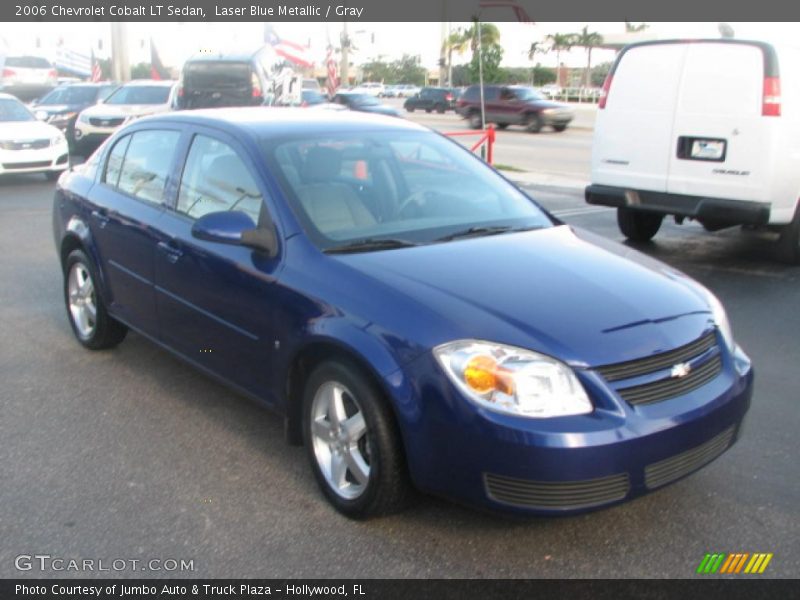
[141,107,427,139]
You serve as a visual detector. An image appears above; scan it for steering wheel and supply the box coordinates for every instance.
[395,190,435,219]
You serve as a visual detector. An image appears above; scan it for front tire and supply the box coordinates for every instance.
[63,249,127,350]
[302,360,411,518]
[617,208,664,242]
[526,113,543,133]
[553,124,568,132]
[468,111,482,129]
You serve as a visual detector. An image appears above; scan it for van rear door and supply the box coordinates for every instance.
[591,43,687,192]
[666,42,769,201]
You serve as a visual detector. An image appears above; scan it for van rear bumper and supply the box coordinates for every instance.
[585,185,771,226]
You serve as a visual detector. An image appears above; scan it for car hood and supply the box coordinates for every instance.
[335,226,713,368]
[0,120,62,140]
[81,103,168,118]
[358,104,399,116]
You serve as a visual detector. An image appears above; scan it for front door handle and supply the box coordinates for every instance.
[157,241,183,264]
[90,209,110,228]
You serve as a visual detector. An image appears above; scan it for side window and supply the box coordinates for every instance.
[103,134,131,187]
[484,87,499,101]
[116,130,180,204]
[176,135,263,223]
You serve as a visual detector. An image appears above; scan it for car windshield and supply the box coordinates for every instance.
[514,87,545,101]
[263,130,552,251]
[38,86,100,105]
[103,85,170,105]
[0,98,35,122]
[350,94,379,106]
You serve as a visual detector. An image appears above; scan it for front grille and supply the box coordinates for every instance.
[484,472,630,510]
[2,161,51,169]
[0,139,50,150]
[597,330,717,382]
[617,355,723,406]
[89,117,125,127]
[645,426,736,490]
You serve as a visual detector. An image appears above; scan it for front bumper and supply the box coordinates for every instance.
[541,111,574,127]
[394,341,753,515]
[586,184,771,226]
[0,143,69,175]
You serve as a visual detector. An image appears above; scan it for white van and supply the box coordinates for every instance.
[586,39,800,262]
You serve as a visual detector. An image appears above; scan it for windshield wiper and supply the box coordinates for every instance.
[325,238,419,254]
[435,224,544,243]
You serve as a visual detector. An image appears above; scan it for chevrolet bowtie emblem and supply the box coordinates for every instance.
[671,362,692,379]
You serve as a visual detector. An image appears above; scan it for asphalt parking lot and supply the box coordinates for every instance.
[1,173,798,579]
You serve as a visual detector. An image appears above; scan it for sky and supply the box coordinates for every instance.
[2,22,799,72]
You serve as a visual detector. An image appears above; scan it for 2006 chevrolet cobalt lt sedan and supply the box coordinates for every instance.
[53,109,753,518]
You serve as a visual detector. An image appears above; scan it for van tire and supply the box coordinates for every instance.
[777,203,800,264]
[617,208,663,242]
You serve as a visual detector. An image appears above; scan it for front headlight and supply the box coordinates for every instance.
[703,289,735,351]
[434,340,593,418]
[35,110,48,121]
[78,112,90,124]
[50,111,77,124]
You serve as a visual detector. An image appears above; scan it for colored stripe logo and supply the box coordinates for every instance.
[696,553,773,574]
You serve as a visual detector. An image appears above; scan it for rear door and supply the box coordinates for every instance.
[666,42,769,201]
[87,127,182,335]
[591,43,687,191]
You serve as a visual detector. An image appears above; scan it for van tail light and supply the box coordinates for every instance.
[251,73,262,99]
[177,85,184,97]
[598,73,613,109]
[2,67,16,78]
[445,93,453,101]
[762,76,781,117]
[48,69,58,80]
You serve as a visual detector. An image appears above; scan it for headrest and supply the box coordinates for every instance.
[300,146,342,183]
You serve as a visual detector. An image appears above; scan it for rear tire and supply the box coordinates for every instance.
[777,203,800,264]
[63,249,128,350]
[435,103,446,114]
[302,360,412,519]
[468,111,482,129]
[617,208,664,242]
[496,123,509,130]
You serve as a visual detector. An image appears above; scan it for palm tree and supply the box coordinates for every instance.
[462,22,501,58]
[527,41,547,62]
[442,29,470,87]
[545,33,575,89]
[573,26,604,88]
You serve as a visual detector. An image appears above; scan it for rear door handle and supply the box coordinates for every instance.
[90,209,110,228]
[157,241,184,264]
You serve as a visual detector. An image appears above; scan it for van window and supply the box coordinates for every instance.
[184,61,251,90]
[678,43,763,116]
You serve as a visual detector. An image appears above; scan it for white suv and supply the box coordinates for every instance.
[73,80,175,154]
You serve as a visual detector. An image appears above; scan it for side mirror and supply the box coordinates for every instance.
[191,211,277,257]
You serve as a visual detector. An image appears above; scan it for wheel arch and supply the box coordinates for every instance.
[283,338,408,451]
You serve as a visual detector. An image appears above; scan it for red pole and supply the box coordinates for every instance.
[486,125,495,165]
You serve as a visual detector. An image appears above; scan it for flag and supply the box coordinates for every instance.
[150,39,170,80]
[264,25,314,69]
[325,44,338,97]
[90,49,102,82]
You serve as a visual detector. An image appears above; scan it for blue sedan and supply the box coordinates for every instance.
[52,109,753,518]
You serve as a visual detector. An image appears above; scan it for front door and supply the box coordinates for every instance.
[153,130,282,400]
